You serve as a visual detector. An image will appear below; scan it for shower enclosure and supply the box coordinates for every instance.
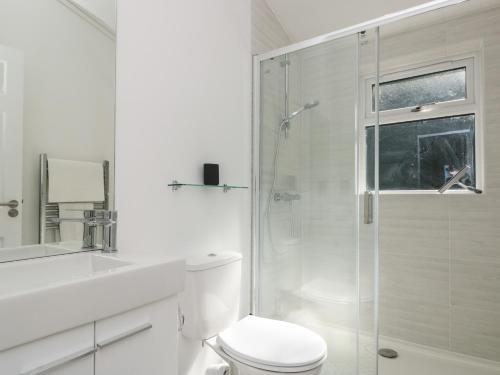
[253,26,380,375]
[252,1,500,375]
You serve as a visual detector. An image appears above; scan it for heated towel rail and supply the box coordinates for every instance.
[39,153,110,244]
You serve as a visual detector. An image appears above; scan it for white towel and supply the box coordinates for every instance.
[48,158,105,203]
[58,202,93,242]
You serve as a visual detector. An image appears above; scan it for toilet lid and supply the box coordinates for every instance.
[217,316,327,369]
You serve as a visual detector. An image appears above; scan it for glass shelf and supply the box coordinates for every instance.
[168,180,248,192]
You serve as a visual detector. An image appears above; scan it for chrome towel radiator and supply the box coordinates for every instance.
[39,153,110,244]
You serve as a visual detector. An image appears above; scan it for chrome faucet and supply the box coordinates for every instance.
[51,209,118,252]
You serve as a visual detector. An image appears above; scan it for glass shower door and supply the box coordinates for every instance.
[256,29,379,375]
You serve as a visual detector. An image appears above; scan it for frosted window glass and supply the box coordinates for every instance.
[366,114,475,190]
[373,68,466,111]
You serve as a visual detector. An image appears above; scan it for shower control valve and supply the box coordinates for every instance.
[273,192,301,202]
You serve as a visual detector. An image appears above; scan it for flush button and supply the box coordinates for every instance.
[208,253,217,257]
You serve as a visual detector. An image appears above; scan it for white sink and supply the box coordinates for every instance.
[0,244,76,263]
[0,252,184,351]
[0,253,131,296]
[0,241,110,263]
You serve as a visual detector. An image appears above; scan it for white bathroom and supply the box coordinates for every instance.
[0,0,499,374]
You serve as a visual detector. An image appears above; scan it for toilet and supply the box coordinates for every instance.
[179,252,327,374]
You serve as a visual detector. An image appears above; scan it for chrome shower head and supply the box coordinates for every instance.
[282,100,320,125]
[304,100,320,110]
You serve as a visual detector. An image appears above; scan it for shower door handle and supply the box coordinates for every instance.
[364,191,373,224]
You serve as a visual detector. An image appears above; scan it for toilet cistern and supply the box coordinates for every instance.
[178,252,327,375]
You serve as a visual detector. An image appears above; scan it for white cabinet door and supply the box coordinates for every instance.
[0,323,94,375]
[95,297,179,375]
[0,44,23,248]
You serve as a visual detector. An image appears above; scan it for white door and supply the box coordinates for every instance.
[0,45,23,248]
[95,298,178,375]
[0,323,94,375]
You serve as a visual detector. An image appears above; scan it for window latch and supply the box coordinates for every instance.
[411,102,436,113]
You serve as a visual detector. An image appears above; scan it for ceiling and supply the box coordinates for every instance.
[264,0,435,42]
[68,0,116,31]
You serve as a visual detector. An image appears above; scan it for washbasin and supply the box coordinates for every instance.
[0,251,185,352]
[0,244,75,263]
[0,253,131,296]
[0,240,111,263]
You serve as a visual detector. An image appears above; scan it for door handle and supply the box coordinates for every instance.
[364,191,373,224]
[0,200,19,208]
[96,322,153,350]
[19,346,96,375]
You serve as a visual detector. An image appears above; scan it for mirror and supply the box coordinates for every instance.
[0,0,116,261]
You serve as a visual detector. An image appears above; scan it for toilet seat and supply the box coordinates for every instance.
[217,316,327,373]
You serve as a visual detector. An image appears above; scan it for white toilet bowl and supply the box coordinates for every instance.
[180,252,327,374]
[214,315,327,374]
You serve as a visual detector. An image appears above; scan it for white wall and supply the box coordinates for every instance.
[0,0,115,245]
[115,1,251,374]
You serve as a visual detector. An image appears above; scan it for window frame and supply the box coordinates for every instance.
[360,54,483,194]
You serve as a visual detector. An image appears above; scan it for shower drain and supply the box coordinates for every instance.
[378,348,399,358]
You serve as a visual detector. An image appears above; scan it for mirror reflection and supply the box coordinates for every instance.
[0,0,116,261]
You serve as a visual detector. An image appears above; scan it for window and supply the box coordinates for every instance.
[374,67,466,112]
[363,57,481,192]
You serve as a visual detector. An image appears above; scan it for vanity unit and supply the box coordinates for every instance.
[0,252,184,375]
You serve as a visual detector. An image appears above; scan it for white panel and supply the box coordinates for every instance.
[95,298,178,375]
[115,0,251,374]
[0,323,94,375]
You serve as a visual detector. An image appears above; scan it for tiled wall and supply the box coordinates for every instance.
[378,4,500,362]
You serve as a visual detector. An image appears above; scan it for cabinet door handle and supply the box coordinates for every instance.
[96,322,153,349]
[20,346,96,375]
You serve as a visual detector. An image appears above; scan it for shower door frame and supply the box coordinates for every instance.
[250,0,466,317]
[251,1,469,374]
